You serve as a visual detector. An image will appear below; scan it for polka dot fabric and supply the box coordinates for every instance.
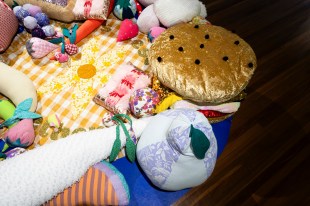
[149,23,257,104]
[0,0,18,52]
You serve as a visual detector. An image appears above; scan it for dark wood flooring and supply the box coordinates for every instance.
[174,0,310,205]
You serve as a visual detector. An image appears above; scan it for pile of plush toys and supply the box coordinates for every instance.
[13,3,56,39]
[0,0,258,205]
[113,0,208,42]
[11,3,81,63]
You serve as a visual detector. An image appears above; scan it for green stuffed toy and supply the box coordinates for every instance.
[113,0,137,20]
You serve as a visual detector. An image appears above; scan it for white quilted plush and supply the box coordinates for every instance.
[154,0,202,27]
[137,4,160,33]
[137,109,217,191]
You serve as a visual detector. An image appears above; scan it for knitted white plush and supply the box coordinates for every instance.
[137,108,217,191]
[137,0,207,33]
[138,0,158,7]
[0,117,152,206]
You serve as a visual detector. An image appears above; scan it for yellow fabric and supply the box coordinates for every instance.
[149,23,257,104]
[0,18,149,151]
[155,94,182,114]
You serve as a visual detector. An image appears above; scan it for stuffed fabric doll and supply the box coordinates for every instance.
[137,0,207,33]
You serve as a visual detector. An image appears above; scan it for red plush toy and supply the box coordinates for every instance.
[117,19,139,42]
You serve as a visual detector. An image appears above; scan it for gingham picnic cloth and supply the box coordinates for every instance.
[0,17,150,150]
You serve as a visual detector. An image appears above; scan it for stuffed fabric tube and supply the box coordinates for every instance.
[0,117,152,206]
[0,62,37,112]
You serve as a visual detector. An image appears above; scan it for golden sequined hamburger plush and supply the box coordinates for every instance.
[148,22,257,122]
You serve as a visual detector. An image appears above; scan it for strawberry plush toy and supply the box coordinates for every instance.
[117,19,139,42]
[63,24,79,56]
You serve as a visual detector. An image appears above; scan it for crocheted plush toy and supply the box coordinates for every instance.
[137,0,207,33]
[13,4,56,39]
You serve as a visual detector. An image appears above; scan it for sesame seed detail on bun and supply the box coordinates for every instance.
[149,23,257,104]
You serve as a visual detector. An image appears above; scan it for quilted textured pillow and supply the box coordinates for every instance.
[0,0,18,52]
[137,108,217,191]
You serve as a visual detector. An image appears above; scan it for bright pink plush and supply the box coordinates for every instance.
[26,37,58,59]
[148,26,166,42]
[5,119,35,147]
[117,19,139,42]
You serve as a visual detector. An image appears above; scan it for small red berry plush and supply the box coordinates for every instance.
[54,51,69,63]
[63,24,78,55]
[65,43,78,56]
[117,19,139,42]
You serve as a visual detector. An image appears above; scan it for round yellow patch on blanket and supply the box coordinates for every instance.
[77,64,97,79]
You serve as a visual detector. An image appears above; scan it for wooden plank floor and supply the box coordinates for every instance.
[174,0,310,205]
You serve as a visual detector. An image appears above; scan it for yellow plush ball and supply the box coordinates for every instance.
[47,114,61,131]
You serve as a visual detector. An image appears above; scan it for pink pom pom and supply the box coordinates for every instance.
[31,27,46,39]
[148,26,166,42]
[35,12,50,27]
[5,119,35,147]
[13,6,22,15]
[22,3,33,11]
[27,5,42,17]
[15,7,30,22]
[23,16,38,30]
[42,25,55,37]
[55,51,69,63]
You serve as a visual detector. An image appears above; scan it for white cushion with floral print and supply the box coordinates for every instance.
[137,108,217,191]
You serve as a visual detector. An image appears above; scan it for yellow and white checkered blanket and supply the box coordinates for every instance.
[0,18,150,149]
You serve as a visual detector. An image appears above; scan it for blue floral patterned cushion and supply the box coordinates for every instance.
[136,108,217,191]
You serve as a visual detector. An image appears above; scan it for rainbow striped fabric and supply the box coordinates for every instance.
[46,161,129,206]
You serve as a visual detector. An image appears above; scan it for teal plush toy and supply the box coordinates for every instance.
[113,0,137,20]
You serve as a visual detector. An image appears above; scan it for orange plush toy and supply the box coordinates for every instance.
[50,0,115,60]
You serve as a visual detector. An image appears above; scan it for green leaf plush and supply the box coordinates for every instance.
[190,124,210,159]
